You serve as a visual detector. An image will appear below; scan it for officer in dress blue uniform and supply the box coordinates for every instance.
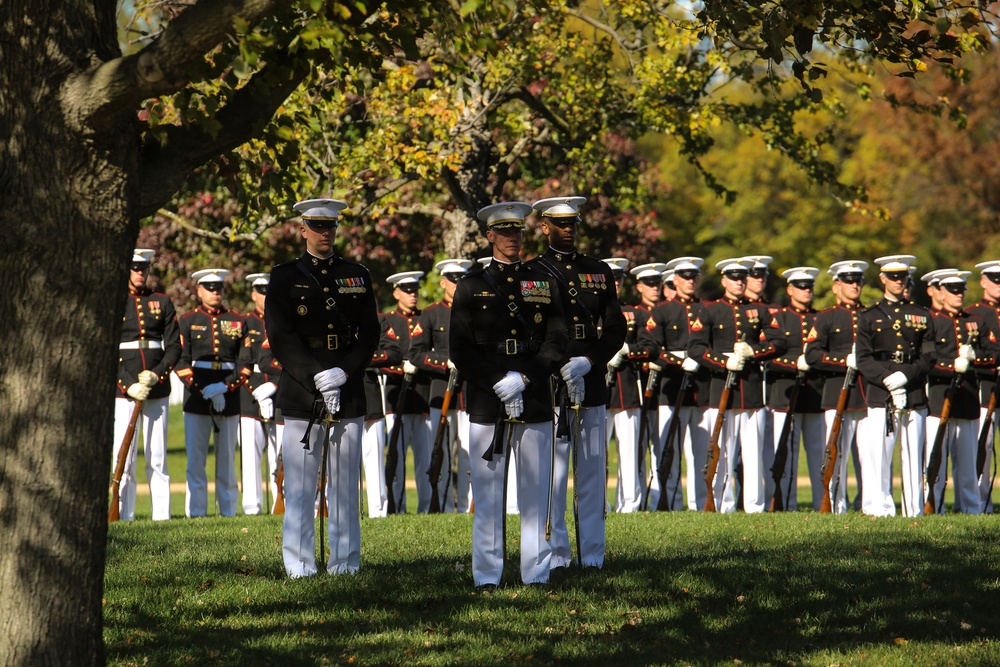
[237,273,281,515]
[526,196,627,570]
[966,260,1000,511]
[450,201,567,589]
[360,315,402,518]
[175,268,249,517]
[113,249,182,521]
[638,256,713,511]
[265,198,380,577]
[855,255,935,517]
[688,258,788,513]
[410,258,474,512]
[804,260,869,514]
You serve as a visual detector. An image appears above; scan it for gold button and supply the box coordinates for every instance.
[328,324,334,329]
[324,287,330,292]
[509,295,515,300]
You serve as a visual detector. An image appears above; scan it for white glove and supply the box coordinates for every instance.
[725,353,745,372]
[648,362,663,372]
[447,359,457,370]
[258,397,274,420]
[493,371,527,402]
[681,357,700,373]
[608,354,624,369]
[845,353,857,370]
[560,356,592,383]
[138,370,158,387]
[252,381,277,402]
[201,382,228,400]
[321,387,341,415]
[504,394,524,419]
[954,357,970,374]
[890,388,907,411]
[567,378,585,405]
[618,342,630,357]
[210,394,226,413]
[126,382,151,401]
[402,360,418,374]
[883,371,907,392]
[959,344,975,362]
[733,341,754,359]
[796,354,810,372]
[314,367,347,391]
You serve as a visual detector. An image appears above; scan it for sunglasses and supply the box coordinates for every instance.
[748,269,768,278]
[130,263,150,272]
[790,280,815,290]
[253,285,268,295]
[837,274,864,285]
[639,278,662,287]
[675,269,700,280]
[941,283,967,295]
[883,271,909,282]
[984,272,1000,285]
[723,271,749,281]
[200,283,223,293]
[305,220,339,231]
[442,274,461,284]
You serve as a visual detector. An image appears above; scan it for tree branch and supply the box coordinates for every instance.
[157,207,283,242]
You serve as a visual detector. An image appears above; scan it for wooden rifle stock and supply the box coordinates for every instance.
[769,370,806,512]
[637,367,660,510]
[428,368,459,513]
[655,372,692,511]
[925,373,961,515]
[273,450,285,515]
[109,399,143,522]
[384,371,415,514]
[977,380,999,478]
[703,370,738,512]
[819,367,855,514]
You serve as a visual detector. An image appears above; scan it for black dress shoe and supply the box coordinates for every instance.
[476,583,497,593]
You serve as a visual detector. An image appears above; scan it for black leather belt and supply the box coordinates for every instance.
[306,334,346,350]
[568,323,598,340]
[481,339,539,356]
[875,351,915,363]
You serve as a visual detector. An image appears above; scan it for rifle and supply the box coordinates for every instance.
[977,378,999,479]
[703,368,739,512]
[655,371,692,511]
[109,400,143,522]
[428,367,459,513]
[384,370,415,514]
[273,449,285,515]
[819,367,856,514]
[925,373,962,515]
[769,370,806,512]
[637,366,660,510]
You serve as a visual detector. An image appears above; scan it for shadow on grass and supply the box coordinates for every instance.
[104,514,1000,665]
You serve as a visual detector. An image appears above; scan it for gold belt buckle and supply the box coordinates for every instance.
[574,324,586,339]
[327,334,339,350]
[211,361,222,371]
[505,339,518,355]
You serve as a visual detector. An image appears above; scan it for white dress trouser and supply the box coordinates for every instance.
[469,421,552,586]
[551,405,607,568]
[926,416,981,514]
[361,418,388,518]
[239,416,282,515]
[770,411,826,511]
[822,410,866,514]
[113,396,171,521]
[184,412,239,517]
[444,411,472,513]
[861,407,926,517]
[385,412,432,513]
[978,406,996,512]
[607,408,641,513]
[707,408,766,513]
[655,405,710,511]
[281,417,363,577]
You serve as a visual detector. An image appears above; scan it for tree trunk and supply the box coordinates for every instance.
[1,2,138,664]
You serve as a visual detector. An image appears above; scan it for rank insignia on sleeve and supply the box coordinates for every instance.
[645,318,657,332]
[806,327,818,342]
[244,336,252,348]
[690,317,703,332]
[411,323,424,337]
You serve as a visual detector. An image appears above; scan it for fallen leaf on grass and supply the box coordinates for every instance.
[893,637,907,645]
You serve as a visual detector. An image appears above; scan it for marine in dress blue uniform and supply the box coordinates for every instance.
[526,196,627,569]
[265,199,380,577]
[175,268,249,518]
[450,202,567,588]
[113,249,182,521]
[360,315,402,518]
[966,260,1000,511]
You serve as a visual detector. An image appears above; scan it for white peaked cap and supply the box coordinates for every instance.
[665,256,704,272]
[920,268,953,285]
[247,272,270,286]
[293,198,349,220]
[828,260,868,277]
[476,202,533,229]
[975,260,1000,274]
[781,266,820,282]
[936,269,971,285]
[662,270,675,283]
[387,271,425,286]
[532,196,587,218]
[602,258,630,274]
[629,262,668,280]
[132,249,155,263]
[477,257,492,267]
[874,254,918,272]
[715,258,754,273]
[192,268,231,284]
[742,255,774,270]
[435,259,474,275]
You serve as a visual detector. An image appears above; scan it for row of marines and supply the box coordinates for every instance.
[113,197,1000,589]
